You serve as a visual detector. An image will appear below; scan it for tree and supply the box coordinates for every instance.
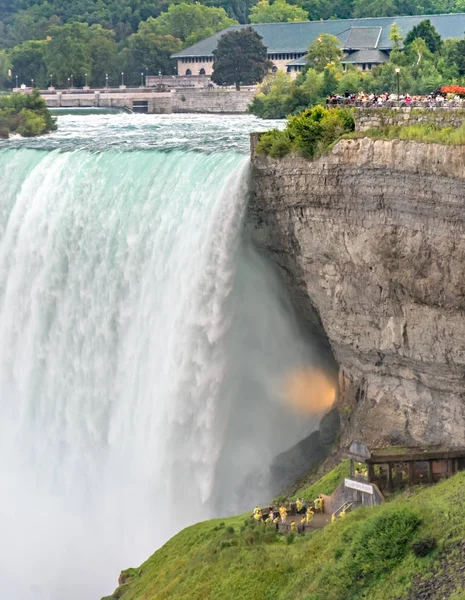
[306,34,343,73]
[87,25,119,87]
[139,4,237,46]
[353,0,396,18]
[212,27,271,90]
[404,19,442,54]
[45,22,119,87]
[249,0,308,24]
[320,65,338,96]
[45,23,93,87]
[0,50,10,88]
[204,0,256,24]
[10,40,48,88]
[299,67,324,103]
[337,68,363,95]
[389,22,403,50]
[121,33,182,85]
[444,37,465,77]
[249,70,294,118]
[301,0,354,21]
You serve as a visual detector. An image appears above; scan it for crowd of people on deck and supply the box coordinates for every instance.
[326,91,464,107]
[251,495,325,534]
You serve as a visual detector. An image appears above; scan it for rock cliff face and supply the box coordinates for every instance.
[249,136,465,448]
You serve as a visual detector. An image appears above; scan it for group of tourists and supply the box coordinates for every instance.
[326,91,464,107]
[251,495,325,534]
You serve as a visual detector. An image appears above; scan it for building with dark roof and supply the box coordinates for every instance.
[172,13,465,77]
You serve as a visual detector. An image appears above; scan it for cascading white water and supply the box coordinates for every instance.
[0,115,322,600]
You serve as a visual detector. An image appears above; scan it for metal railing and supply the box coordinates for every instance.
[332,501,354,519]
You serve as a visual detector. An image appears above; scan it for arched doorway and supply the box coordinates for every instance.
[186,69,192,76]
[199,68,206,75]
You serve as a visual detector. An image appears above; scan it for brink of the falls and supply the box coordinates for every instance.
[0,114,330,600]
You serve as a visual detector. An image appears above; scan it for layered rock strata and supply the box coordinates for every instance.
[249,135,465,447]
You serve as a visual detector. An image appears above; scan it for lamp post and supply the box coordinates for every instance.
[70,74,74,88]
[85,72,88,87]
[50,74,53,88]
[105,73,108,89]
[140,72,144,87]
[121,71,124,86]
[145,66,148,84]
[15,75,18,88]
[395,67,400,101]
[31,78,34,88]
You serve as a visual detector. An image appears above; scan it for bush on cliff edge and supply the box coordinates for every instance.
[256,105,354,159]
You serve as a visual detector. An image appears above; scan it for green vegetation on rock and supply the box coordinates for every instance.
[256,105,355,158]
[348,120,465,145]
[103,470,465,600]
[0,89,56,138]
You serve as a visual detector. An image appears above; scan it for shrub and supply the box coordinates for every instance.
[412,537,437,557]
[348,507,421,580]
[218,539,235,550]
[16,108,47,137]
[256,105,354,159]
[285,532,296,545]
[0,90,56,138]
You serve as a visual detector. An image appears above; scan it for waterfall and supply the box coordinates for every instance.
[0,122,319,599]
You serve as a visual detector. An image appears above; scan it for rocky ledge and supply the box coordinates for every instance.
[248,135,465,448]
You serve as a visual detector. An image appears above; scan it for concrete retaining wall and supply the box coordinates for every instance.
[172,89,255,113]
[42,88,255,114]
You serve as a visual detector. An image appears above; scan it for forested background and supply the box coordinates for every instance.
[1,0,465,88]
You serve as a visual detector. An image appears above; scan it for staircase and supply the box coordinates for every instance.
[332,501,355,519]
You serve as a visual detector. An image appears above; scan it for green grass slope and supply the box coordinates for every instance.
[103,471,465,600]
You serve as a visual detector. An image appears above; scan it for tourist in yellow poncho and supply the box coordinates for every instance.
[279,505,287,523]
[290,521,297,533]
[314,495,324,513]
[265,511,274,524]
[273,515,280,531]
[296,498,303,514]
[253,506,262,521]
[306,507,314,524]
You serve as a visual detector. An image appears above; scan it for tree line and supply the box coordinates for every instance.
[0,3,237,88]
[1,0,465,89]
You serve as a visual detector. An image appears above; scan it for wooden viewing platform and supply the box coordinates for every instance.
[345,441,465,493]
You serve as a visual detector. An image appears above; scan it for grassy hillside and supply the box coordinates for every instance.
[103,469,465,600]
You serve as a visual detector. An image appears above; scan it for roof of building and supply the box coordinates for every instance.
[343,49,390,63]
[345,442,465,463]
[286,56,308,66]
[339,26,382,48]
[173,13,465,58]
[286,47,389,66]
